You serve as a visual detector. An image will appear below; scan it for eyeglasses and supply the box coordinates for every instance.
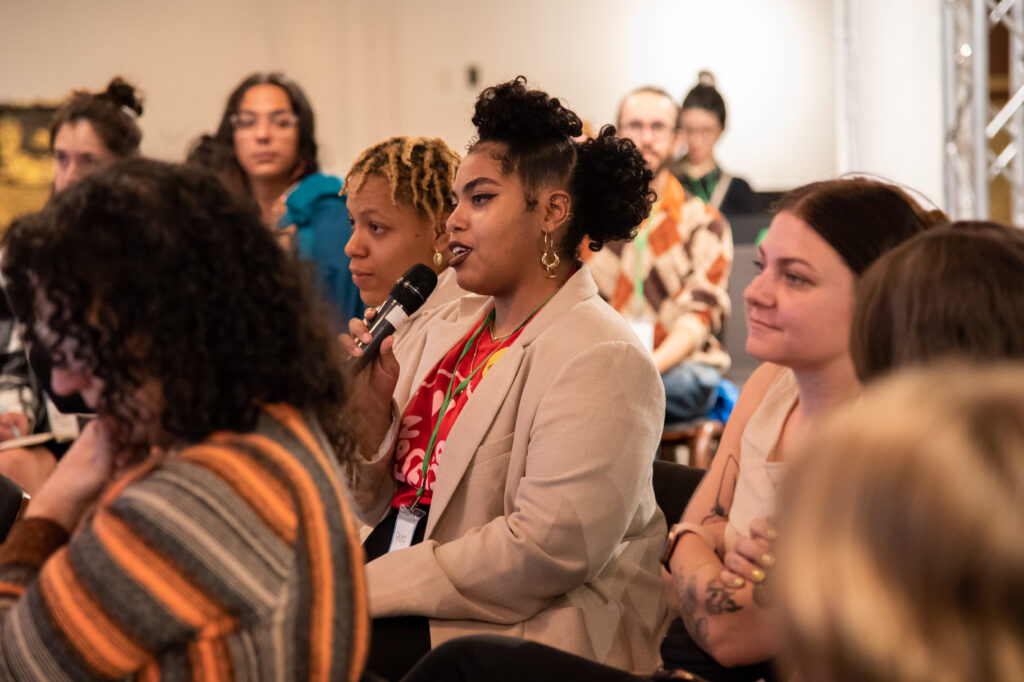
[682,125,721,139]
[620,120,677,140]
[230,112,299,132]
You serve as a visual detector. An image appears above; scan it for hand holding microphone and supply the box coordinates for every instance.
[341,265,438,456]
[350,264,438,372]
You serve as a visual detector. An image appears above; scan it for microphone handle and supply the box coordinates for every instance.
[351,298,409,371]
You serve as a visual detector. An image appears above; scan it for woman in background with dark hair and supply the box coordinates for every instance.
[343,77,667,680]
[670,72,756,218]
[0,159,367,679]
[49,76,143,192]
[205,72,362,323]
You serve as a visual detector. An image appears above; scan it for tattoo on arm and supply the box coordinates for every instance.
[705,579,743,615]
[700,454,739,525]
[680,574,746,653]
[680,574,710,651]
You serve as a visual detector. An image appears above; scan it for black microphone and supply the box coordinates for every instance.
[352,264,437,372]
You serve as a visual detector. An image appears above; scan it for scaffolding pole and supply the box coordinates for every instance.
[944,0,1024,220]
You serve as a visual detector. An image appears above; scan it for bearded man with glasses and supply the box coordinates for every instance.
[582,86,733,427]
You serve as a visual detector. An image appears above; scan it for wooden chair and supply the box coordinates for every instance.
[659,420,724,469]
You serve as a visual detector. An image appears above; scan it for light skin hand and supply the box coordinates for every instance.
[338,308,400,457]
[0,412,30,441]
[720,517,776,588]
[24,420,114,532]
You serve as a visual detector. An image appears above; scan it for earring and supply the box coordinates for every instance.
[540,232,561,278]
[432,250,443,267]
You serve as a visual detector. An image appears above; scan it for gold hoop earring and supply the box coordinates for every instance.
[540,232,561,278]
[432,250,443,267]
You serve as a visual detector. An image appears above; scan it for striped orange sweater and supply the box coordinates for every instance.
[0,404,368,680]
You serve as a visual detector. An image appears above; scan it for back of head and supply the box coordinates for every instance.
[774,178,944,276]
[852,221,1024,382]
[681,71,726,129]
[48,76,144,157]
[777,363,1024,682]
[214,72,320,186]
[470,76,654,258]
[1,159,349,456]
[345,136,461,228]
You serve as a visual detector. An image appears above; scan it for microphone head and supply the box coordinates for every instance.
[389,263,438,313]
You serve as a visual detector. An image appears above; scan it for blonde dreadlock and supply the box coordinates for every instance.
[345,136,460,232]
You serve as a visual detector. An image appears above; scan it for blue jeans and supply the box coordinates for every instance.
[662,361,721,424]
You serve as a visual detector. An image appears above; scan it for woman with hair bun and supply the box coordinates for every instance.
[343,77,667,679]
[49,76,143,193]
[670,72,756,218]
[0,77,145,494]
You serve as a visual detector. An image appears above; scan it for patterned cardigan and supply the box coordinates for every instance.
[582,174,733,372]
[0,404,368,681]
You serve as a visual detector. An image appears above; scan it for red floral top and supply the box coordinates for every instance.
[392,310,526,508]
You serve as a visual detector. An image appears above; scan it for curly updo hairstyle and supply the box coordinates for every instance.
[470,76,654,259]
[1,159,351,460]
[48,76,144,157]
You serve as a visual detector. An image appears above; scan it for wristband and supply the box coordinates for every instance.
[660,522,717,572]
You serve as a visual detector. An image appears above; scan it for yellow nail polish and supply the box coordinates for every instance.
[766,527,778,540]
[732,577,744,588]
[752,568,766,583]
[762,553,775,567]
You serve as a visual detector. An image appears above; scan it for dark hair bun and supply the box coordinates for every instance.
[104,77,143,117]
[573,125,655,252]
[472,76,582,144]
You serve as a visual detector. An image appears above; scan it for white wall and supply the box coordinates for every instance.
[353,0,837,190]
[834,0,945,207]
[3,0,942,195]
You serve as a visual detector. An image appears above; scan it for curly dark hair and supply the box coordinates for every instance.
[1,159,351,460]
[470,76,654,258]
[48,76,143,157]
[210,72,320,194]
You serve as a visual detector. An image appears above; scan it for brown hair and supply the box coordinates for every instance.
[777,363,1024,682]
[851,220,1024,382]
[212,72,319,193]
[48,76,143,157]
[345,136,460,234]
[774,178,945,276]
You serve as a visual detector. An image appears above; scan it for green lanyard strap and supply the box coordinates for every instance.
[632,196,663,315]
[411,293,555,509]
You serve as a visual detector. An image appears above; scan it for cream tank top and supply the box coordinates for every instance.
[724,368,799,554]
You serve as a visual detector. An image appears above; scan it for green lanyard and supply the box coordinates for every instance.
[411,294,554,508]
[632,196,663,315]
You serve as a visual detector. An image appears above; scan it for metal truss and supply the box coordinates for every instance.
[943,0,1024,221]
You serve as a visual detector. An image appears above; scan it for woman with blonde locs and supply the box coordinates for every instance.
[344,135,465,336]
[342,77,668,680]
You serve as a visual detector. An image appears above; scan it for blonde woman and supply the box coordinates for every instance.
[776,364,1024,682]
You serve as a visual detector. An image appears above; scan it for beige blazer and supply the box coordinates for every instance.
[346,265,667,673]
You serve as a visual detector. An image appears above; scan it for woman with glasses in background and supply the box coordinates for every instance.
[670,72,756,219]
[202,73,362,323]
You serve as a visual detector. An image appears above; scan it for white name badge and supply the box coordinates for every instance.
[388,504,426,552]
[628,317,655,353]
